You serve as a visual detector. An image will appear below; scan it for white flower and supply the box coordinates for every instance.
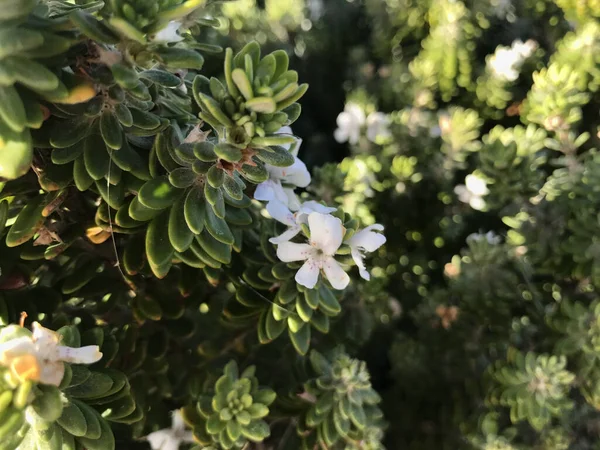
[267,200,336,244]
[146,410,195,450]
[0,322,102,386]
[493,0,513,18]
[334,103,366,145]
[454,174,489,211]
[276,212,350,290]
[366,112,391,143]
[153,21,184,43]
[488,39,537,82]
[347,225,386,281]
[467,231,502,245]
[254,127,310,211]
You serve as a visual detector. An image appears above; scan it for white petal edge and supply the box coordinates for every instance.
[266,200,295,226]
[295,259,320,289]
[276,242,314,262]
[269,227,301,244]
[57,345,102,364]
[322,257,350,290]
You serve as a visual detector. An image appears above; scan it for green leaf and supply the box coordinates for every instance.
[205,184,225,218]
[193,142,218,162]
[32,385,63,422]
[83,134,110,180]
[111,63,140,90]
[196,232,231,264]
[214,143,242,162]
[184,184,206,234]
[349,402,366,429]
[255,146,294,167]
[226,418,242,441]
[241,420,270,442]
[207,165,225,188]
[156,47,204,70]
[205,203,234,244]
[77,412,115,450]
[100,111,123,150]
[138,176,182,210]
[169,195,194,252]
[0,85,26,132]
[231,69,253,101]
[70,10,119,44]
[146,211,174,268]
[57,401,88,437]
[206,413,226,434]
[65,372,114,399]
[246,403,269,419]
[5,194,45,247]
[245,97,276,114]
[289,323,310,355]
[318,287,341,315]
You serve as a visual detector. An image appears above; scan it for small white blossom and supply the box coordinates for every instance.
[267,200,336,244]
[493,0,513,18]
[153,21,185,43]
[454,174,489,211]
[276,212,350,290]
[366,112,391,143]
[0,322,102,386]
[254,127,310,211]
[347,224,386,280]
[467,231,502,245]
[334,103,366,145]
[146,410,195,450]
[488,39,537,82]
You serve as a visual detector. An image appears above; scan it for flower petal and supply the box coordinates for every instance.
[254,180,278,202]
[182,431,195,443]
[266,200,295,226]
[172,410,185,431]
[295,259,321,289]
[334,127,348,143]
[351,248,370,281]
[322,257,350,290]
[465,174,489,196]
[470,197,486,211]
[283,188,302,211]
[348,225,386,252]
[308,212,344,256]
[153,21,184,43]
[281,158,311,188]
[0,337,35,365]
[276,242,314,262]
[146,430,172,450]
[269,227,301,244]
[57,345,103,364]
[39,360,65,386]
[299,201,337,216]
[32,322,60,361]
[348,104,366,124]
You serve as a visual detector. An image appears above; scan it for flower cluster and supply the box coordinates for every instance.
[333,103,391,145]
[0,323,102,386]
[254,127,386,290]
[146,410,195,450]
[488,39,538,82]
[454,173,489,210]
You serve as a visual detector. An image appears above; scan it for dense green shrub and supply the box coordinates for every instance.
[0,0,385,449]
[2,0,600,449]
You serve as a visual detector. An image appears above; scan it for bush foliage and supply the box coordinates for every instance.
[1,0,600,449]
